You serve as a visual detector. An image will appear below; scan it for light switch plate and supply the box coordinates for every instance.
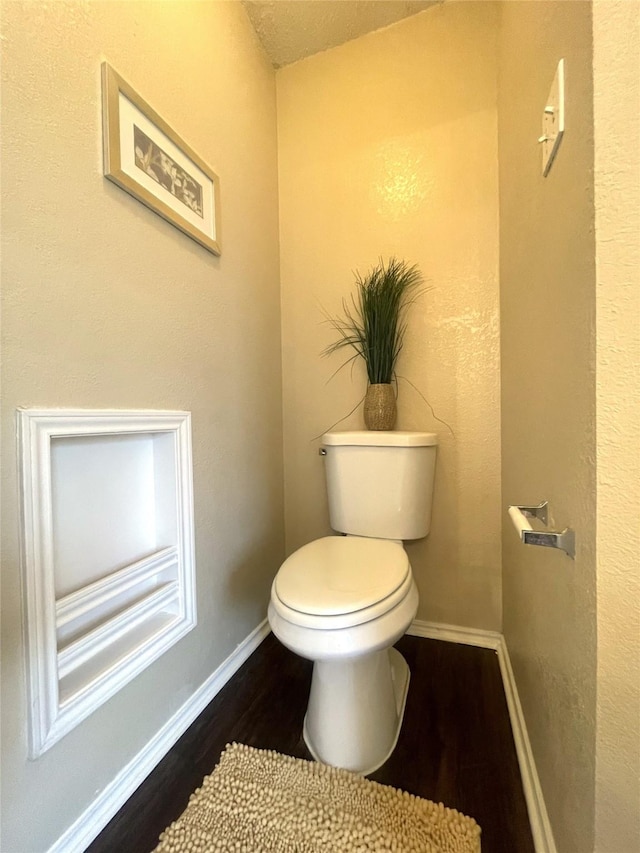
[540,59,565,176]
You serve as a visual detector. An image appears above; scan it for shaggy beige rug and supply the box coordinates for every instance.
[154,743,481,852]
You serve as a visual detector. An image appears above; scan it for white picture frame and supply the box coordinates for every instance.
[102,62,221,256]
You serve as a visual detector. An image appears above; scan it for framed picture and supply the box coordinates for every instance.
[101,62,221,256]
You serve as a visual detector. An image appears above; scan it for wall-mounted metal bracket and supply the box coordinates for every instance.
[522,526,575,560]
[508,501,575,559]
[516,501,548,526]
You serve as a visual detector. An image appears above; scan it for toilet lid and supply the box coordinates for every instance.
[274,536,410,616]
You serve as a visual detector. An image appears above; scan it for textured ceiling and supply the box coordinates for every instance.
[242,0,441,69]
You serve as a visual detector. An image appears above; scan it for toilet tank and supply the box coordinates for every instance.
[321,430,438,540]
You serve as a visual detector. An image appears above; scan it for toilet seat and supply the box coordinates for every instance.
[272,536,411,630]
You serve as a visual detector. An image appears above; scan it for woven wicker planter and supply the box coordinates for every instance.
[363,383,396,430]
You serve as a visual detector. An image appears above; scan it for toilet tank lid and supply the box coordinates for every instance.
[322,430,438,447]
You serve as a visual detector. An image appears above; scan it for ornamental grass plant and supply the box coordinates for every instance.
[324,257,424,385]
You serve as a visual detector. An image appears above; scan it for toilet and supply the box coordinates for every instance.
[268,429,437,775]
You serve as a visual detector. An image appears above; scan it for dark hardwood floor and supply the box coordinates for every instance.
[88,634,534,853]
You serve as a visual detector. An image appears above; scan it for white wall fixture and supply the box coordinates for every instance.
[18,409,197,758]
[539,58,565,176]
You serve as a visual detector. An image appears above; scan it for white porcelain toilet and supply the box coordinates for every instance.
[268,430,437,775]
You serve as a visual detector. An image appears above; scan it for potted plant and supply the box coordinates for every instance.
[324,257,424,430]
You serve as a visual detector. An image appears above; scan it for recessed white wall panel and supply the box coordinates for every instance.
[18,408,196,757]
[152,431,179,548]
[51,434,158,596]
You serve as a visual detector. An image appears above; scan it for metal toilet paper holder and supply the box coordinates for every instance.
[508,501,575,560]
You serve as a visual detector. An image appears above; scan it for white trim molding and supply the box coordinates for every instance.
[18,408,197,757]
[48,618,271,853]
[408,618,502,649]
[49,618,555,853]
[409,618,556,853]
[496,639,557,853]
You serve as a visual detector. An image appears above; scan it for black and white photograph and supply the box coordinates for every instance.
[133,126,204,218]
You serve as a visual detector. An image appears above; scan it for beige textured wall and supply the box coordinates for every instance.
[277,2,502,630]
[593,2,640,850]
[0,2,283,850]
[498,3,597,851]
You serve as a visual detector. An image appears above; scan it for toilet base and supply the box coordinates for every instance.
[302,647,410,775]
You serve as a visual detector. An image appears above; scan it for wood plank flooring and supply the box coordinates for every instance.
[88,633,534,853]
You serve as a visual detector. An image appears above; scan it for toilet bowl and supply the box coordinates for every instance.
[268,430,437,775]
[268,535,418,774]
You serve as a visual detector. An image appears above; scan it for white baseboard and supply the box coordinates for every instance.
[408,618,502,649]
[496,638,557,853]
[50,617,555,853]
[409,619,556,853]
[48,618,271,853]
